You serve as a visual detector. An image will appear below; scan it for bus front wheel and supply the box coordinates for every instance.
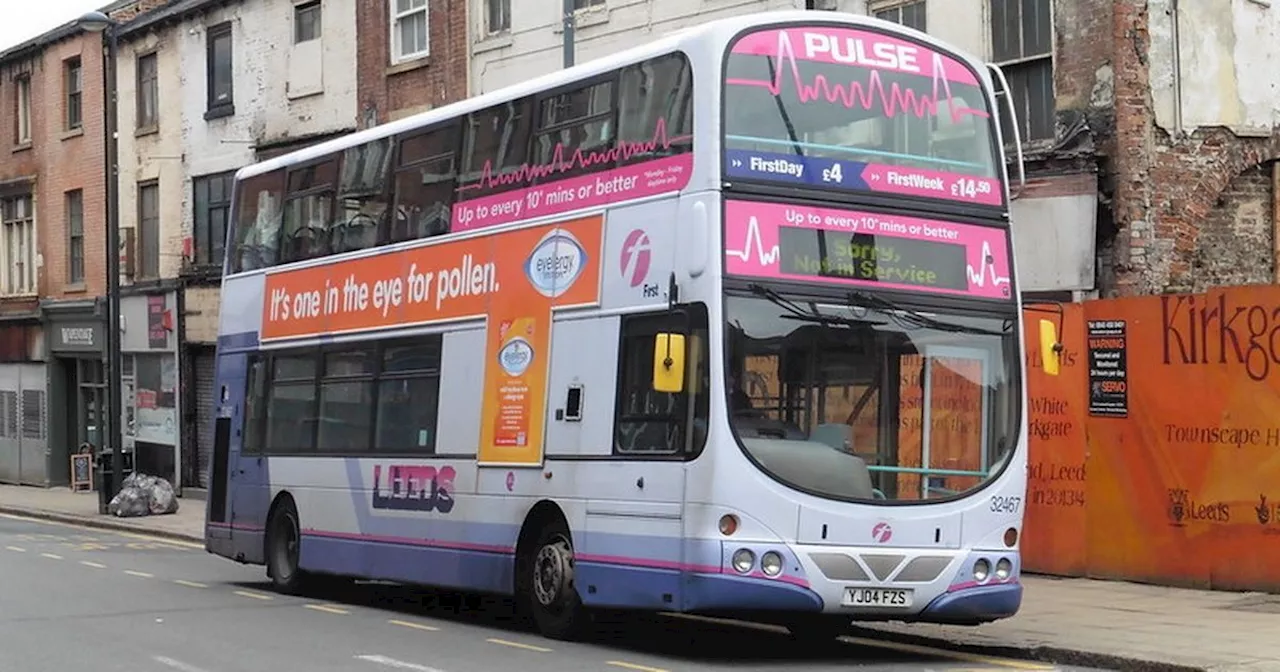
[266,499,309,594]
[523,519,586,640]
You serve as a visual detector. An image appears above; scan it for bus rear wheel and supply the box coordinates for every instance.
[523,520,586,640]
[266,500,309,594]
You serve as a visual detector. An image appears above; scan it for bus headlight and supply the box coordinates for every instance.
[995,558,1013,581]
[973,558,991,582]
[760,551,783,577]
[732,548,755,574]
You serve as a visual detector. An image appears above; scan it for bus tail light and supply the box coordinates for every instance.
[1003,527,1018,548]
[718,514,739,536]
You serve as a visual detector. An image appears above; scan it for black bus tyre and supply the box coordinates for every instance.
[266,499,309,595]
[524,519,587,640]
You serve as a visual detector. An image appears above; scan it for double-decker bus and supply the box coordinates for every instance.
[205,9,1060,640]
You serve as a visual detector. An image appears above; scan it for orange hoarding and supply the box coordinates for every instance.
[261,216,604,466]
[1021,302,1087,576]
[1021,287,1280,591]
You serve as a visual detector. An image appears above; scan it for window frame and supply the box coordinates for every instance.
[192,171,236,269]
[136,51,159,131]
[294,0,322,44]
[989,0,1054,143]
[205,22,234,118]
[871,0,927,32]
[66,189,84,284]
[486,0,511,34]
[573,0,605,9]
[390,0,430,64]
[137,180,161,278]
[610,302,710,460]
[14,74,31,144]
[64,57,83,131]
[0,193,35,296]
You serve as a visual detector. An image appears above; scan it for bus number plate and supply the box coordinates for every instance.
[843,587,913,608]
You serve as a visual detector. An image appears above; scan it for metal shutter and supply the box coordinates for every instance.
[194,348,216,488]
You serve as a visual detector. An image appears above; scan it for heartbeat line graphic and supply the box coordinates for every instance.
[456,118,692,193]
[966,241,1010,288]
[725,216,780,265]
[726,31,990,123]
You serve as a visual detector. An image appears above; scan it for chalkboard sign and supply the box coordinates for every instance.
[70,453,93,492]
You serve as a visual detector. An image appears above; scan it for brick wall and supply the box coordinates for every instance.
[37,32,109,300]
[1094,0,1280,296]
[355,0,469,127]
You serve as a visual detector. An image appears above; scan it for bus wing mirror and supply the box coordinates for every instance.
[1038,319,1061,376]
[652,333,687,393]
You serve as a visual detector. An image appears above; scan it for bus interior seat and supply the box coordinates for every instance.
[741,437,876,500]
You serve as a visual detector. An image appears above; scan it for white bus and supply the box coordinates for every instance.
[204,9,1058,640]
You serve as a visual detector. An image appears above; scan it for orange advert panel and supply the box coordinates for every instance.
[260,216,604,466]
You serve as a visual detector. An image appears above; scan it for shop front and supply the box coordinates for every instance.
[43,299,107,487]
[121,288,182,491]
[0,319,47,485]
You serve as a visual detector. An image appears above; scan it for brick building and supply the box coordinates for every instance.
[355,0,469,127]
[0,10,119,486]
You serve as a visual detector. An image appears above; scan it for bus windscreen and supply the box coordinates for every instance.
[722,26,1003,207]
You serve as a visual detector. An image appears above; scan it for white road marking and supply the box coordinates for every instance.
[80,560,107,569]
[486,638,551,652]
[607,662,670,672]
[388,619,439,632]
[152,655,211,672]
[355,654,448,672]
[233,590,273,600]
[6,546,25,552]
[173,580,208,589]
[304,603,349,615]
[125,570,154,578]
[40,553,62,560]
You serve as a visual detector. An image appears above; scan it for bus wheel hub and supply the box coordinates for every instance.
[533,538,574,607]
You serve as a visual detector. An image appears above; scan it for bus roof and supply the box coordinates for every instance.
[234,10,992,183]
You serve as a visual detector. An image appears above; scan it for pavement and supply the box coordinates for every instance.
[1,485,1277,672]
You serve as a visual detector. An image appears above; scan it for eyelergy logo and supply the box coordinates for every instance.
[498,336,534,377]
[524,228,588,298]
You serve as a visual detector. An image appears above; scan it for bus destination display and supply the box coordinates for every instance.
[723,199,1012,300]
[776,226,968,291]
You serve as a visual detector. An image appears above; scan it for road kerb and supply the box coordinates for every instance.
[847,625,1210,672]
[0,505,204,546]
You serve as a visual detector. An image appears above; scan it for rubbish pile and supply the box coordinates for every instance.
[107,472,180,517]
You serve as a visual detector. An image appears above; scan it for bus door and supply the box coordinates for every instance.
[916,345,990,500]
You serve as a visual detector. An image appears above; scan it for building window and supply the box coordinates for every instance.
[65,57,83,131]
[391,0,429,63]
[137,181,161,278]
[295,1,322,43]
[14,75,31,144]
[66,190,84,283]
[192,171,235,268]
[990,0,1054,142]
[486,0,510,33]
[0,195,35,295]
[206,23,234,116]
[574,0,604,8]
[873,1,926,32]
[136,52,159,130]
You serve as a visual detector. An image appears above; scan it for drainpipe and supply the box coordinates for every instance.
[562,0,575,68]
[1170,0,1184,138]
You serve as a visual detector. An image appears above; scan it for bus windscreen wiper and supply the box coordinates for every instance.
[749,284,881,327]
[846,290,1008,336]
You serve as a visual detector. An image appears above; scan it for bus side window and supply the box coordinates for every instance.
[242,355,267,454]
[612,304,709,458]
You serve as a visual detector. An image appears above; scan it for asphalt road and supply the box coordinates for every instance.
[0,512,1107,672]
